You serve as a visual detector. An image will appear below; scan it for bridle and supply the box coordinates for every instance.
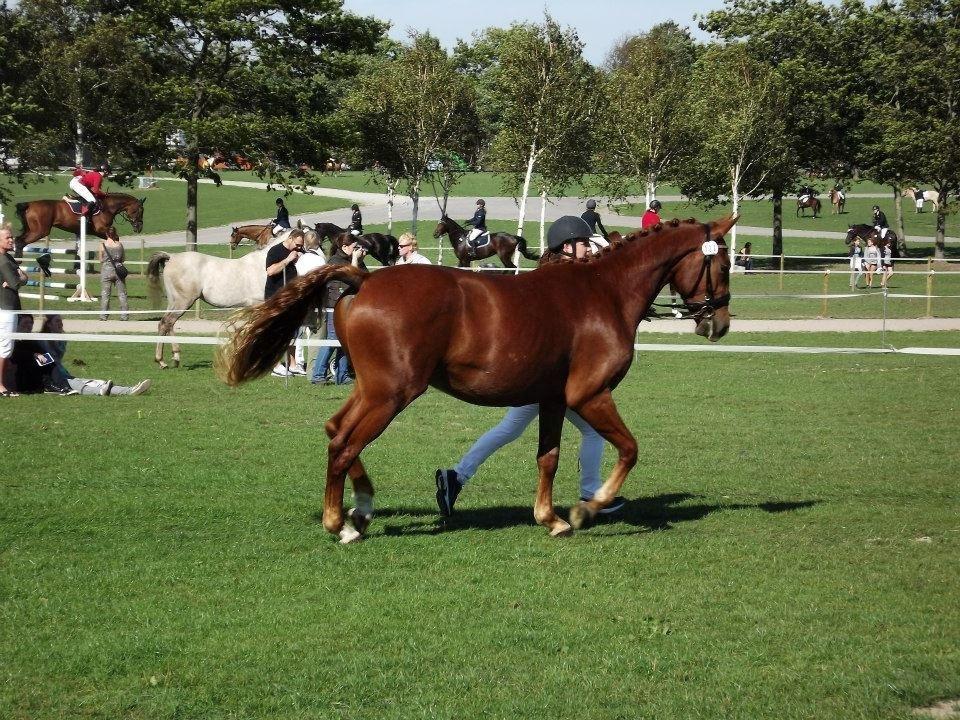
[650,224,730,322]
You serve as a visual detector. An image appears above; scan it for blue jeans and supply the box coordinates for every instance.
[310,322,350,384]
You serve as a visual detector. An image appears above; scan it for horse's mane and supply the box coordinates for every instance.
[577,218,702,265]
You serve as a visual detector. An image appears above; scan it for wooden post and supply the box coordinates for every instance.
[779,253,785,290]
[926,270,934,318]
[38,273,45,314]
[821,269,830,317]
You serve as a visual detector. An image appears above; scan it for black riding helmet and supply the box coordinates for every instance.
[650,199,662,211]
[547,215,593,252]
[276,197,285,205]
[586,199,597,209]
[476,198,485,207]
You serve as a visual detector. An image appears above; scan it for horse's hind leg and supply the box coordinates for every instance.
[324,394,375,536]
[533,401,572,537]
[568,390,638,530]
[156,309,185,369]
[323,392,405,543]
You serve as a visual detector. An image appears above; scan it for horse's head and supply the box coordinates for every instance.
[229,227,242,248]
[126,196,146,232]
[433,217,449,239]
[668,216,737,342]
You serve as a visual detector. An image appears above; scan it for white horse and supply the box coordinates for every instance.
[148,228,318,368]
[902,187,940,213]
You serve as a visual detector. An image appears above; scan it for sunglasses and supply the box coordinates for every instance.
[399,243,413,248]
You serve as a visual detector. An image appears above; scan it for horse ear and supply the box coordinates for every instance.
[709,214,739,241]
[139,197,146,205]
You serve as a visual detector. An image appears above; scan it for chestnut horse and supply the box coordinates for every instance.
[433,216,540,268]
[229,224,273,249]
[217,215,736,543]
[829,188,846,214]
[14,193,145,255]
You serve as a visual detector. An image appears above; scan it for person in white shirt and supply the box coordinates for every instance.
[396,232,432,265]
[291,243,327,374]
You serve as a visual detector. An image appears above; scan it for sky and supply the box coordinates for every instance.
[343,0,727,66]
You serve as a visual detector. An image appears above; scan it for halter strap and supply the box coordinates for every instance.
[669,224,730,321]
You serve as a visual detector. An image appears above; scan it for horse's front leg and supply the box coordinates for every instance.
[568,389,638,530]
[534,401,572,537]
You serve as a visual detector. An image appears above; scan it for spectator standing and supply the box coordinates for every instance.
[435,216,625,518]
[880,238,894,288]
[0,223,27,396]
[863,237,881,288]
[265,230,304,377]
[293,243,327,374]
[849,237,864,289]
[99,232,129,321]
[396,233,431,265]
[310,237,367,385]
[641,199,662,230]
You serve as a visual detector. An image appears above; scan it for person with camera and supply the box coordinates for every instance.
[310,236,367,385]
[0,223,28,396]
[266,229,305,377]
[434,216,625,518]
[99,230,129,321]
[10,315,76,395]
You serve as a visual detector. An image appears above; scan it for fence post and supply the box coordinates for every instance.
[38,273,45,314]
[140,236,146,276]
[779,253,785,290]
[926,270,934,318]
[821,269,830,317]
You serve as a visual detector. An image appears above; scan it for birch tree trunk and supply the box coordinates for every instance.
[386,181,395,235]
[74,120,84,167]
[729,169,740,258]
[516,141,537,236]
[539,188,547,254]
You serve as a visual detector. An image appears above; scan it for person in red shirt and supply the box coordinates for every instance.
[68,164,109,217]
[641,199,662,230]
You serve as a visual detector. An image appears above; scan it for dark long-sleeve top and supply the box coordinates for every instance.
[350,210,363,233]
[274,205,291,229]
[580,209,608,239]
[322,249,368,310]
[0,251,24,310]
[464,207,486,231]
[873,211,889,229]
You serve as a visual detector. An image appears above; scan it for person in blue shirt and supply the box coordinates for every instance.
[464,198,487,248]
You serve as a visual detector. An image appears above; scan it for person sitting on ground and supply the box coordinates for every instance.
[580,199,609,251]
[10,315,75,395]
[435,215,626,518]
[464,198,487,249]
[641,199,662,230]
[0,222,28,396]
[736,241,753,271]
[349,204,363,236]
[265,229,304,377]
[40,314,151,395]
[396,232,431,265]
[272,197,291,235]
[310,237,367,385]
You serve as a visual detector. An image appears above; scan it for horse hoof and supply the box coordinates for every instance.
[569,502,595,530]
[550,521,573,538]
[348,507,372,535]
[338,524,363,544]
[157,362,168,370]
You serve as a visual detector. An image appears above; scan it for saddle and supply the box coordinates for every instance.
[467,231,491,253]
[63,196,101,216]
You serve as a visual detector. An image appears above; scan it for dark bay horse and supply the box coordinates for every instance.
[796,195,821,218]
[324,230,399,266]
[15,193,145,255]
[314,222,348,251]
[845,224,902,257]
[433,216,540,268]
[229,224,273,249]
[217,215,737,543]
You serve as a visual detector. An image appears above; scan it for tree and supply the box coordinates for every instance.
[593,23,698,205]
[677,44,791,255]
[132,0,387,250]
[488,17,596,235]
[343,32,476,236]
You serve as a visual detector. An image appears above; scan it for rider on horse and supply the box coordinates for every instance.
[271,197,291,236]
[872,205,890,240]
[465,199,487,249]
[69,164,109,220]
[798,184,816,204]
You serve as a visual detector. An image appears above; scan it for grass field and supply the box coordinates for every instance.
[1,333,958,719]
[1,176,351,239]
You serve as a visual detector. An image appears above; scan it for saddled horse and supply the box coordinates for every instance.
[829,188,846,214]
[148,228,319,368]
[217,215,736,544]
[314,222,349,250]
[229,224,273,249]
[901,187,940,213]
[325,159,345,174]
[796,195,822,218]
[14,192,145,256]
[845,224,902,257]
[326,231,398,266]
[433,216,540,268]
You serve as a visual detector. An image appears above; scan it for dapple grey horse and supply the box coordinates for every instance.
[148,228,319,368]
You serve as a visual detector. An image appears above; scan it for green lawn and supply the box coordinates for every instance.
[1,175,351,239]
[1,334,957,719]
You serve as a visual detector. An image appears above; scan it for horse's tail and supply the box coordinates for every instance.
[216,265,369,387]
[147,252,170,307]
[516,236,540,261]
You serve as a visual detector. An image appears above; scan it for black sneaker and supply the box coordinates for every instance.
[435,468,463,516]
[580,495,627,515]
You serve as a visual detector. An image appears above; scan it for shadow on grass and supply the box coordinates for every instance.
[312,493,820,537]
